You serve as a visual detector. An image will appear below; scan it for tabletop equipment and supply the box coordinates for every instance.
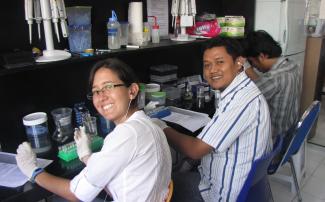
[170,0,196,41]
[24,0,71,62]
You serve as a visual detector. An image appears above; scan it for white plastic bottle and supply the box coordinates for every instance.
[149,16,160,43]
[107,10,121,49]
[151,24,160,43]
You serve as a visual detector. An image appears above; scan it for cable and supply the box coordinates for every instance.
[123,99,132,122]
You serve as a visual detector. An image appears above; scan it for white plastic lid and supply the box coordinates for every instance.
[23,112,48,126]
[145,83,160,93]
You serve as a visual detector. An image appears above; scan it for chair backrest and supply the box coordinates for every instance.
[237,135,283,202]
[280,100,321,166]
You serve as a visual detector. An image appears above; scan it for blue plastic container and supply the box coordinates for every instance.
[66,6,91,25]
[68,24,92,53]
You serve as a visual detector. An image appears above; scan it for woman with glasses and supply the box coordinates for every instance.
[15,58,172,202]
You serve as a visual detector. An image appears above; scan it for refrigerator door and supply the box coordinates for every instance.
[254,0,283,43]
[283,0,307,55]
[254,0,307,55]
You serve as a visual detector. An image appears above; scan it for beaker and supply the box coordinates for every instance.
[51,107,73,143]
[120,22,129,46]
[98,115,115,137]
[196,86,205,109]
[83,116,98,136]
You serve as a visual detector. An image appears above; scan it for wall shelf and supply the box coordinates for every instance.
[0,39,207,77]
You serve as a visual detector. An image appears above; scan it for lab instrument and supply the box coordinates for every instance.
[170,0,196,41]
[25,0,34,44]
[171,0,179,28]
[50,0,60,42]
[36,0,71,62]
[34,0,42,40]
[56,0,69,38]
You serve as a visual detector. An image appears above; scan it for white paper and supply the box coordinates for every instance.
[146,0,169,36]
[0,152,53,188]
[162,107,211,132]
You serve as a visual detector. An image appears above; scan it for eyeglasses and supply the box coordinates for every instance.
[87,83,125,100]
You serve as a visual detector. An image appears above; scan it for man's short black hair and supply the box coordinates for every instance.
[204,37,244,61]
[243,30,282,58]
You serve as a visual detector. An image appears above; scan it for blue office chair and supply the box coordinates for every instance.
[268,100,321,202]
[237,134,283,202]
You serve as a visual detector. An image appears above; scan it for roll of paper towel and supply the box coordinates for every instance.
[128,2,143,45]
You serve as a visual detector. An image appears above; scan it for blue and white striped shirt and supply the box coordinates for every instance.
[197,72,273,202]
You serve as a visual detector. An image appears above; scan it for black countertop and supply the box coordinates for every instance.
[0,148,84,202]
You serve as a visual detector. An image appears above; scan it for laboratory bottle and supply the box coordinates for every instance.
[214,90,221,109]
[148,16,160,43]
[182,82,193,109]
[183,82,193,100]
[196,86,205,109]
[107,10,121,49]
[151,24,160,43]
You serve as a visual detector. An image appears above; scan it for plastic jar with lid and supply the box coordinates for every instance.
[149,91,166,106]
[22,112,52,153]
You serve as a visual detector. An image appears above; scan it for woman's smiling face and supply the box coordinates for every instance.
[203,46,242,91]
[91,67,131,124]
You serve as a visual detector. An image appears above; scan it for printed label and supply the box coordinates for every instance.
[107,28,118,36]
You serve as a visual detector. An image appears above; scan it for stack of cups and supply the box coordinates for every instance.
[128,2,143,46]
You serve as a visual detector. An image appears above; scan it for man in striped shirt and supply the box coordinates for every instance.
[244,30,302,138]
[152,37,273,201]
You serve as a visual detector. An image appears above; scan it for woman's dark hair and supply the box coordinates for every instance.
[243,30,282,58]
[89,58,140,108]
[204,37,244,61]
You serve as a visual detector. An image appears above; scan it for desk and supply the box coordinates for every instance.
[0,148,84,202]
[0,100,215,201]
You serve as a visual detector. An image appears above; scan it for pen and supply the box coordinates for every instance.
[95,49,111,52]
